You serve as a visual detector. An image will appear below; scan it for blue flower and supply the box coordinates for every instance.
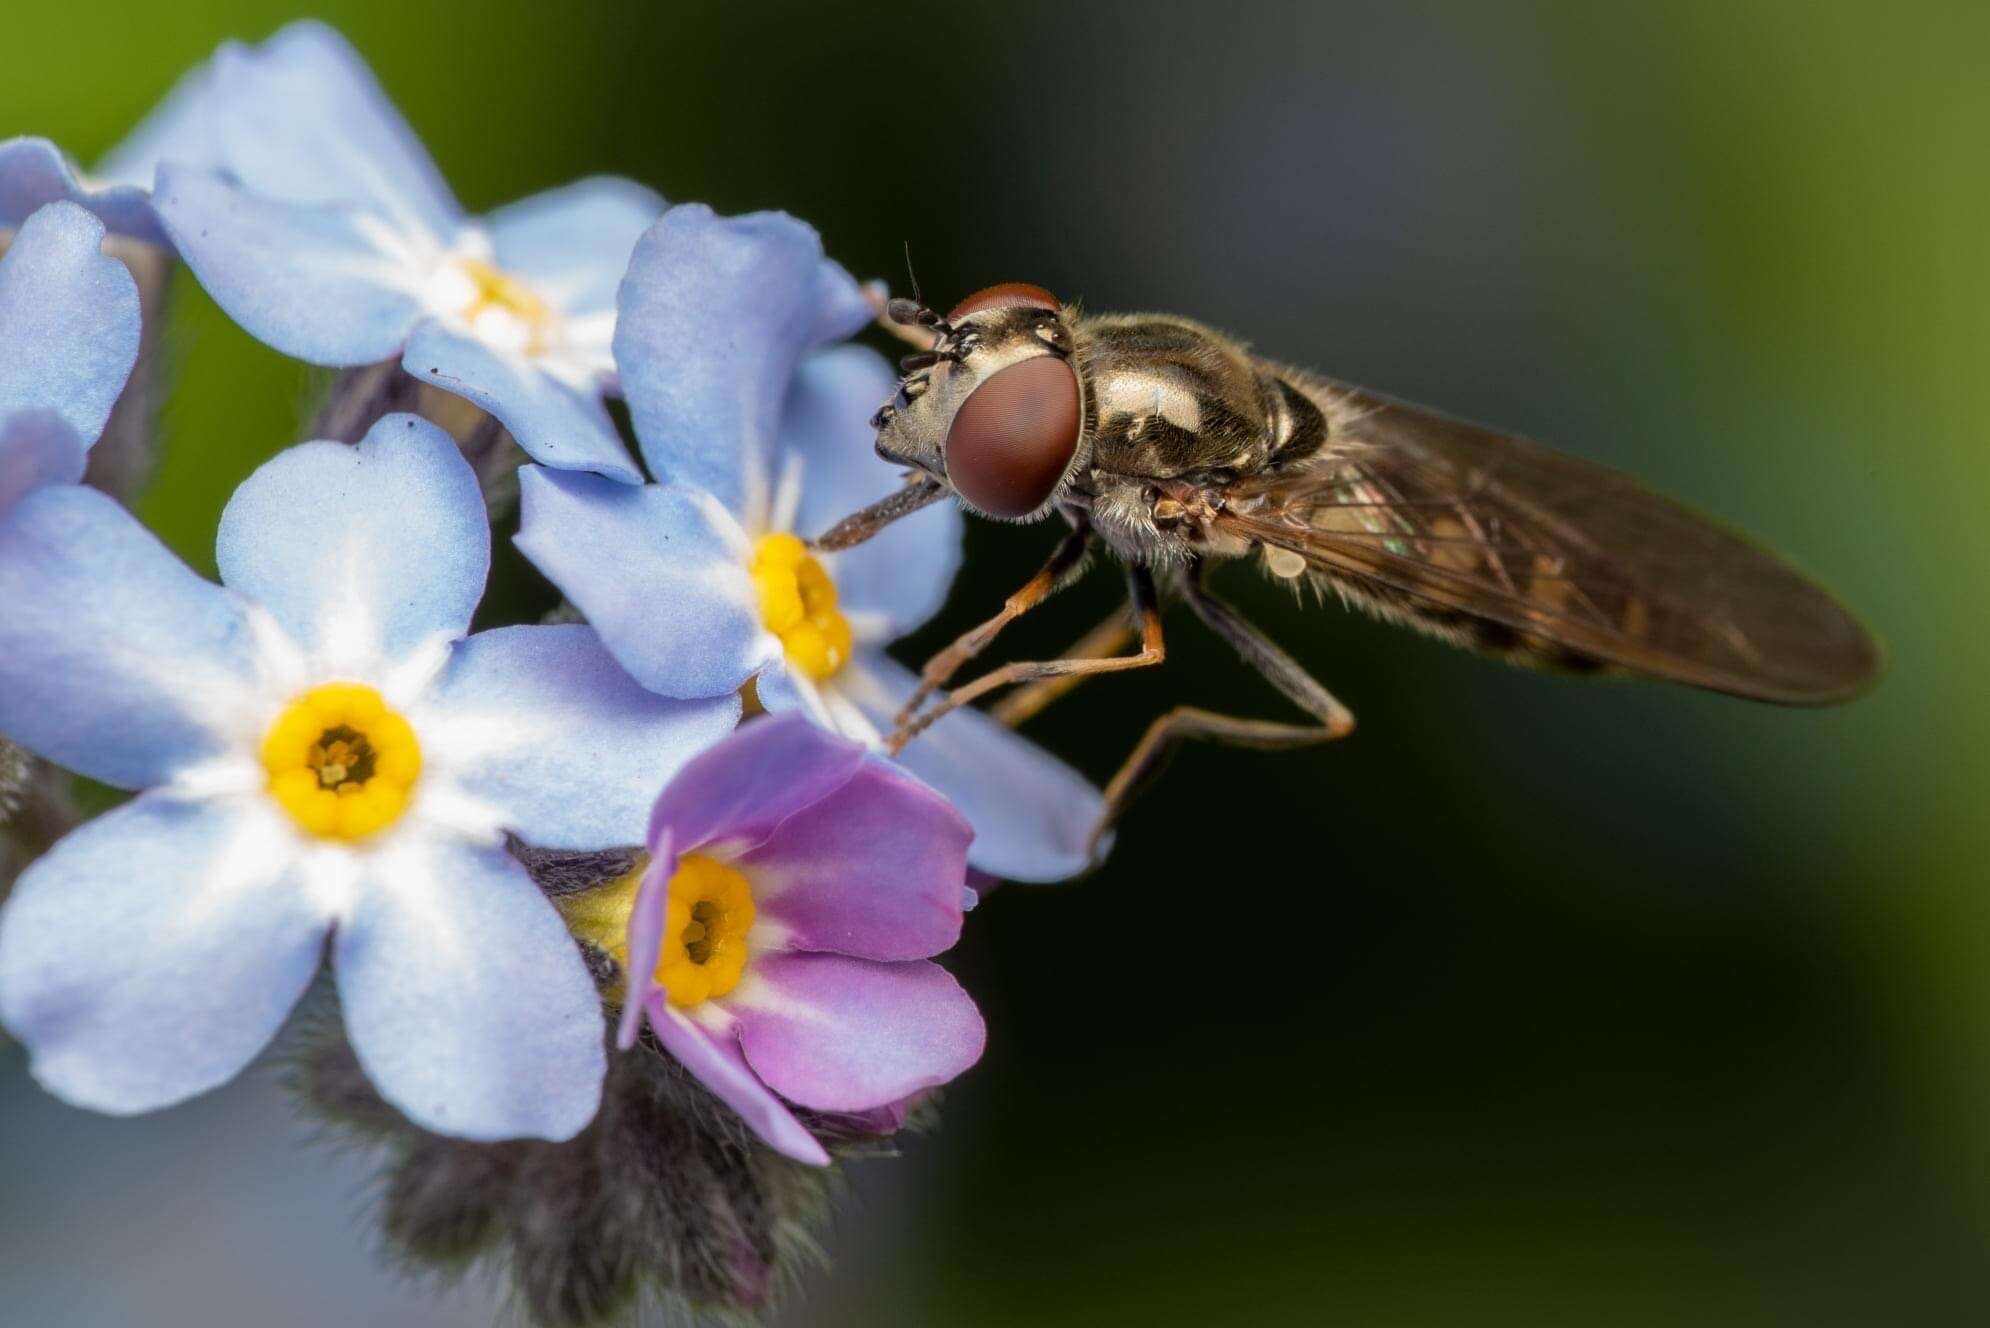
[515,205,1105,882]
[0,414,738,1141]
[151,21,662,483]
[0,201,142,510]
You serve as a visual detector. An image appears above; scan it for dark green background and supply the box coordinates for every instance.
[4,3,1986,1324]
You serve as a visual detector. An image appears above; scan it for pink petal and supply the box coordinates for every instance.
[615,828,675,1051]
[733,953,985,1113]
[648,712,863,857]
[647,998,829,1166]
[741,759,970,961]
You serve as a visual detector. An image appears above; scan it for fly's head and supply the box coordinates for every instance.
[872,283,1088,523]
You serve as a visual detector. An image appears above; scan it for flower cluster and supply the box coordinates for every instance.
[0,21,1106,1307]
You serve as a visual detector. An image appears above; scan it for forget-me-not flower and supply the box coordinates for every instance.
[516,205,1106,882]
[0,201,142,499]
[0,415,738,1140]
[152,21,661,482]
[559,714,983,1165]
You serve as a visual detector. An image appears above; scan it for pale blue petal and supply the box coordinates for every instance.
[414,624,739,849]
[206,20,461,240]
[784,345,961,635]
[0,485,260,789]
[402,322,639,483]
[488,176,664,315]
[0,794,330,1114]
[334,834,605,1142]
[0,202,141,447]
[0,413,87,516]
[752,657,837,731]
[0,137,167,246]
[844,653,1107,883]
[216,415,487,663]
[616,203,863,511]
[155,164,424,366]
[809,257,873,344]
[514,466,775,698]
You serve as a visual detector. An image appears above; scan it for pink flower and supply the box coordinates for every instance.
[617,715,984,1164]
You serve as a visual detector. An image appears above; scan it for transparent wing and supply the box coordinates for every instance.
[1215,373,1881,703]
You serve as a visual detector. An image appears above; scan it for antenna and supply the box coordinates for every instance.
[902,240,924,310]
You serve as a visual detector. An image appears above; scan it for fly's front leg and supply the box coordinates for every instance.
[893,516,1094,726]
[888,567,1166,755]
[809,473,948,553]
[1084,562,1355,858]
[866,283,946,350]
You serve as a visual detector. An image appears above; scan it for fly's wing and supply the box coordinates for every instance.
[1214,374,1881,703]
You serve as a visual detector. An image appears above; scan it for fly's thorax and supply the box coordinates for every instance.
[1075,313,1281,482]
[1065,316,1311,567]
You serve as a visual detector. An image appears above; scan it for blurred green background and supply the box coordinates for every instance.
[4,2,1988,1324]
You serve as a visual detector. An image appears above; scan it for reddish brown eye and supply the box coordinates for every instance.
[947,282,1061,321]
[945,355,1081,518]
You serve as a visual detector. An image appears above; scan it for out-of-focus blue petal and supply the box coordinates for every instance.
[783,345,961,635]
[0,485,261,789]
[412,624,739,850]
[92,56,220,189]
[616,204,863,513]
[0,794,330,1115]
[401,322,640,483]
[216,415,487,666]
[206,20,461,241]
[487,177,664,316]
[0,202,141,448]
[843,652,1107,883]
[0,413,87,516]
[0,137,167,246]
[155,165,425,366]
[514,466,775,698]
[334,833,605,1142]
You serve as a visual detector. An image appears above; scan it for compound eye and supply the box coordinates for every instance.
[945,355,1081,518]
[947,282,1061,321]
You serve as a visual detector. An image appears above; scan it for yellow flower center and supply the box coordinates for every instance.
[655,855,757,1007]
[260,682,421,841]
[453,258,553,354]
[750,532,852,681]
[554,853,757,1010]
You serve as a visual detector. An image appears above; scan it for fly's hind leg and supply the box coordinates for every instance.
[1086,561,1355,859]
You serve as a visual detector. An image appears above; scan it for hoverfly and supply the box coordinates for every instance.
[812,282,1880,856]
